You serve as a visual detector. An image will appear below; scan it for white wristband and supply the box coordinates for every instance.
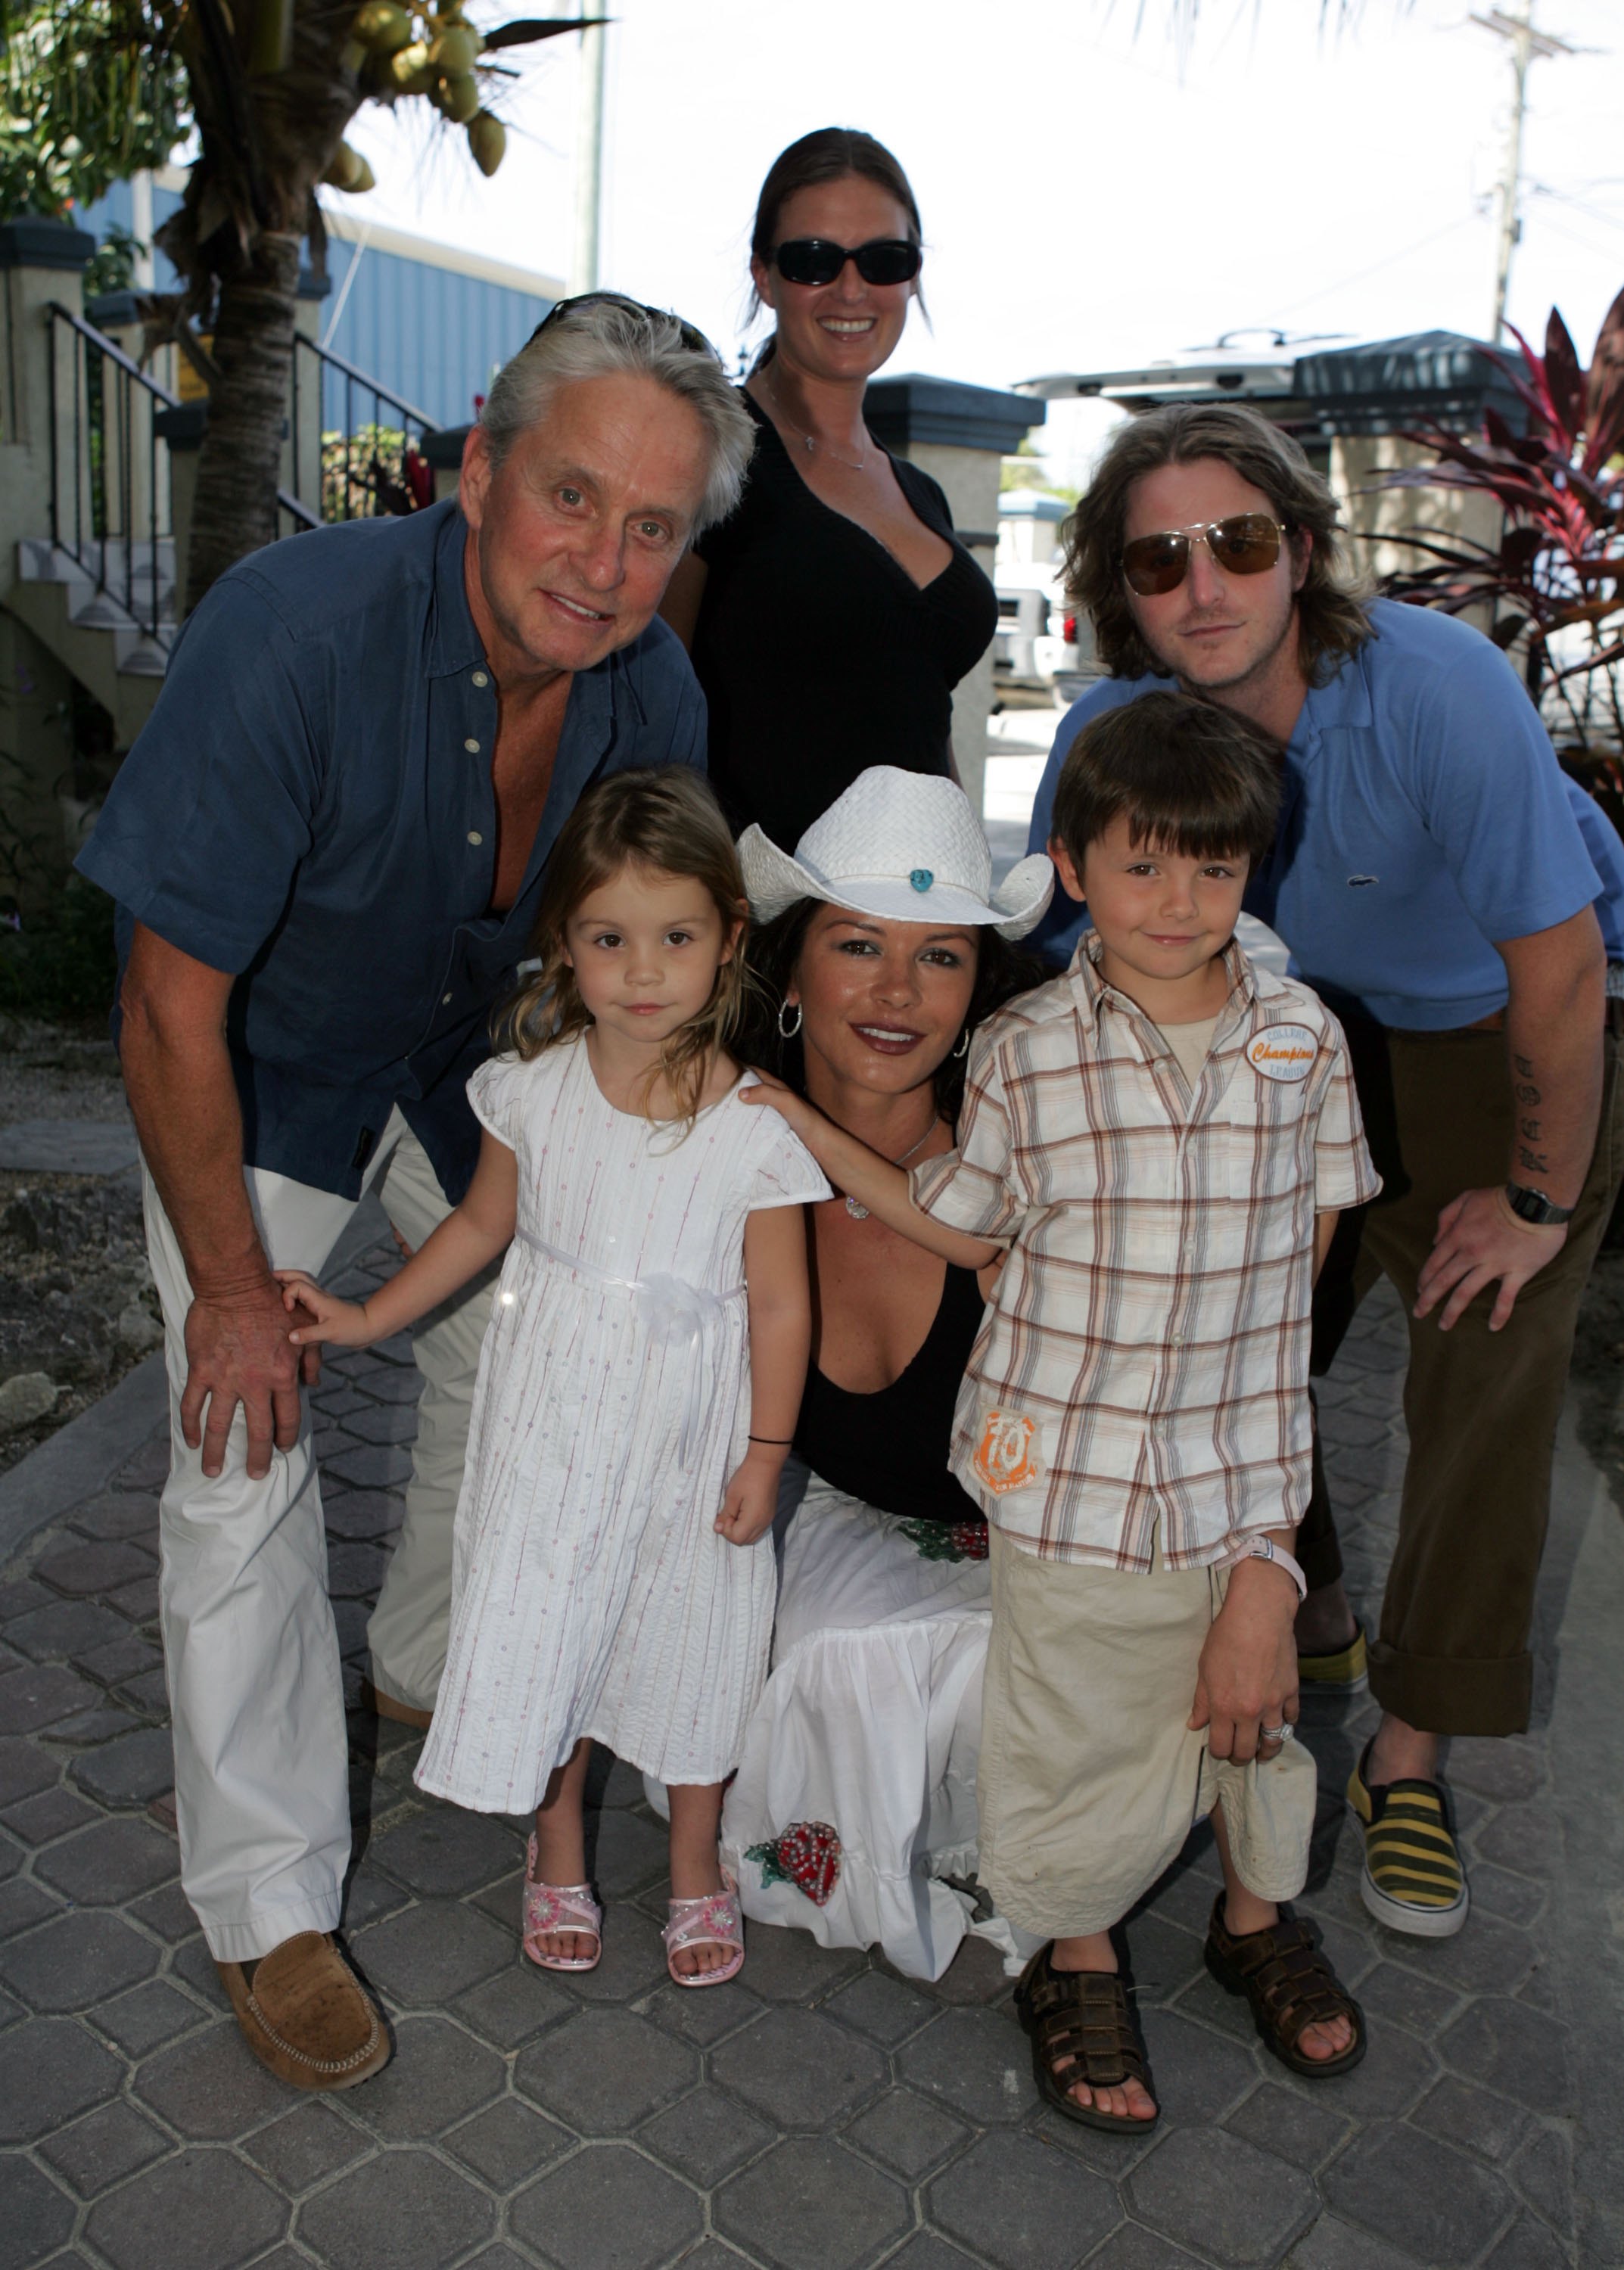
[1232,1535,1308,1603]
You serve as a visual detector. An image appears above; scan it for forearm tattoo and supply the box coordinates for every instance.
[1513,1053,1549,1177]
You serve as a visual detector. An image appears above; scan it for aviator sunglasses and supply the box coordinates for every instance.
[770,237,923,288]
[1121,512,1287,597]
[527,291,718,359]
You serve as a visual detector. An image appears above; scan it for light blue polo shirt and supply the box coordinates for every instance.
[1025,599,1622,1026]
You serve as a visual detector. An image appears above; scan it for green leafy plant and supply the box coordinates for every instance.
[1377,289,1624,750]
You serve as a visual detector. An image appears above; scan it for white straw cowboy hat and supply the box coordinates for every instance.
[738,767,1054,941]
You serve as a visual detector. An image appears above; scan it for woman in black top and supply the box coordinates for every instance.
[714,770,1052,1980]
[661,129,997,846]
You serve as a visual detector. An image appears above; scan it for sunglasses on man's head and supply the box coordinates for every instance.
[527,291,718,359]
[770,237,922,288]
[1121,513,1287,597]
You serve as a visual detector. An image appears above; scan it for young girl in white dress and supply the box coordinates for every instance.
[280,770,829,1987]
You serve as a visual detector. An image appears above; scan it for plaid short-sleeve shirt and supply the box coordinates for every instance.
[911,934,1380,1568]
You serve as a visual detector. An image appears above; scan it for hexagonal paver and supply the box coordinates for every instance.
[1137,2007,1261,2123]
[898,2006,1038,2125]
[33,1541,154,1597]
[1,1786,98,1846]
[93,1979,204,2058]
[0,1907,160,2011]
[453,1960,573,2048]
[1282,2213,1423,2270]
[1322,2121,1517,2265]
[35,1814,178,1905]
[1126,2129,1317,2265]
[5,1600,129,1663]
[443,2095,571,2186]
[714,2135,910,2270]
[349,2014,506,2141]
[37,2098,173,2197]
[72,1727,175,1809]
[1411,2075,1529,2163]
[926,2132,1118,2270]
[515,2004,696,2133]
[710,2005,886,2131]
[369,1808,519,1898]
[640,2082,774,2185]
[512,2143,703,2270]
[1439,1997,1571,2114]
[0,1664,99,1735]
[1224,2080,1352,2173]
[843,2087,969,2180]
[350,1898,513,2005]
[0,2015,122,2142]
[0,1737,58,1808]
[824,1970,935,2046]
[297,2149,496,2270]
[1,2154,76,2264]
[84,2145,287,2270]
[135,2017,300,2140]
[243,2100,371,2192]
[736,1918,866,2004]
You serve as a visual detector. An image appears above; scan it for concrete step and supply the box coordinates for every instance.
[14,540,175,674]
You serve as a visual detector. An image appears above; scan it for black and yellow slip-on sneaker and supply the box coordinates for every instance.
[1347,1743,1469,1939]
[1297,1620,1369,1695]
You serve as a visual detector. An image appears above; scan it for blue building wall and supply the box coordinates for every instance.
[73,181,554,433]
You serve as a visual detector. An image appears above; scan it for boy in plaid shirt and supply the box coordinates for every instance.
[748,693,1380,2132]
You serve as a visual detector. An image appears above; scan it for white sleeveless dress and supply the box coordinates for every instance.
[414,1039,829,1811]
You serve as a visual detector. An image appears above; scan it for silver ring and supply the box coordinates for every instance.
[1260,1724,1293,1742]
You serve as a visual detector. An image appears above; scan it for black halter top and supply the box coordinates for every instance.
[794,1263,988,1525]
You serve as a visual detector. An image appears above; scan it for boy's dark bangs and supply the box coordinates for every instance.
[1121,798,1259,864]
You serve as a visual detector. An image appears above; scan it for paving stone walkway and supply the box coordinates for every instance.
[0,1224,1604,2270]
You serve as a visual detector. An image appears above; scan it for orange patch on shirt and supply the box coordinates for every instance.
[972,1410,1043,1496]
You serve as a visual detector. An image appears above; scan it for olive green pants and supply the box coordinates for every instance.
[1299,1020,1622,1736]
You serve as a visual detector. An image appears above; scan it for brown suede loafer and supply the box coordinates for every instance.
[216,1930,391,2091]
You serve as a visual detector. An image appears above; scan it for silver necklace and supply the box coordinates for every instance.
[764,365,870,474]
[845,1115,938,1219]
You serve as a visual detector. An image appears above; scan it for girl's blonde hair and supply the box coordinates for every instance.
[495,768,750,1130]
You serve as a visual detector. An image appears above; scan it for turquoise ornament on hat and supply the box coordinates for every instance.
[910,869,933,892]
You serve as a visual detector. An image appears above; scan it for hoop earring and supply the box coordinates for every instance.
[777,999,803,1040]
[952,1028,970,1059]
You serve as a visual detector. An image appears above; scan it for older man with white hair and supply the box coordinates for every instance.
[76,296,755,2088]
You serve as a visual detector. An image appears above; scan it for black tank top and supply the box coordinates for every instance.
[692,392,998,847]
[795,1263,988,1525]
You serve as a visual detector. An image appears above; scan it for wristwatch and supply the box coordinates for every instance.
[1504,1181,1576,1227]
[1231,1535,1308,1603]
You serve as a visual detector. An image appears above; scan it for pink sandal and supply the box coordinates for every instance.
[521,1835,602,1973]
[662,1865,744,1988]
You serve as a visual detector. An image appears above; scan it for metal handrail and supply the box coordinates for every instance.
[48,300,182,406]
[45,301,179,651]
[291,330,436,524]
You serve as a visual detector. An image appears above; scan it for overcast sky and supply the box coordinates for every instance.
[339,0,1624,482]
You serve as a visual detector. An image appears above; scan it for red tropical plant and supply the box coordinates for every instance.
[1377,289,1624,746]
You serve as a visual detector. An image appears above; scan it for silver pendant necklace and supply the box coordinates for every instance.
[845,1115,938,1219]
[765,365,870,474]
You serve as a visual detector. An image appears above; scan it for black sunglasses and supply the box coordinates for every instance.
[527,291,718,359]
[770,238,922,288]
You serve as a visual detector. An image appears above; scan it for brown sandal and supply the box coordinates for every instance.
[1204,1896,1366,2078]
[1014,1942,1159,2134]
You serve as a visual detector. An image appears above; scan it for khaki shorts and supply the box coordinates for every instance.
[978,1528,1317,1939]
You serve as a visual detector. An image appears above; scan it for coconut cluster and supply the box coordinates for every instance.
[332,0,508,188]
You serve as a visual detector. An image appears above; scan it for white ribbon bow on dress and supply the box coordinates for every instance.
[517,1231,746,1471]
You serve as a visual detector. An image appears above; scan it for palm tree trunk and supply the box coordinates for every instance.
[184,229,303,613]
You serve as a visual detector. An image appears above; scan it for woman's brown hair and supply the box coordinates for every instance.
[494,769,750,1133]
[1062,403,1372,687]
[747,126,926,337]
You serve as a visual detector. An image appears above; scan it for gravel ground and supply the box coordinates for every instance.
[0,1018,154,1479]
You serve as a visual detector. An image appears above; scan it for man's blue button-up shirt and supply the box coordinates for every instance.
[1025,599,1624,1025]
[78,499,706,1202]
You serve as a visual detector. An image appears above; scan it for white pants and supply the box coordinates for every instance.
[143,1112,493,1961]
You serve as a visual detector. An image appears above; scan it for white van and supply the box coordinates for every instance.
[994,492,1098,707]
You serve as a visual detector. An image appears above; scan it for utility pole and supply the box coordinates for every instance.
[568,17,608,297]
[1470,3,1576,340]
